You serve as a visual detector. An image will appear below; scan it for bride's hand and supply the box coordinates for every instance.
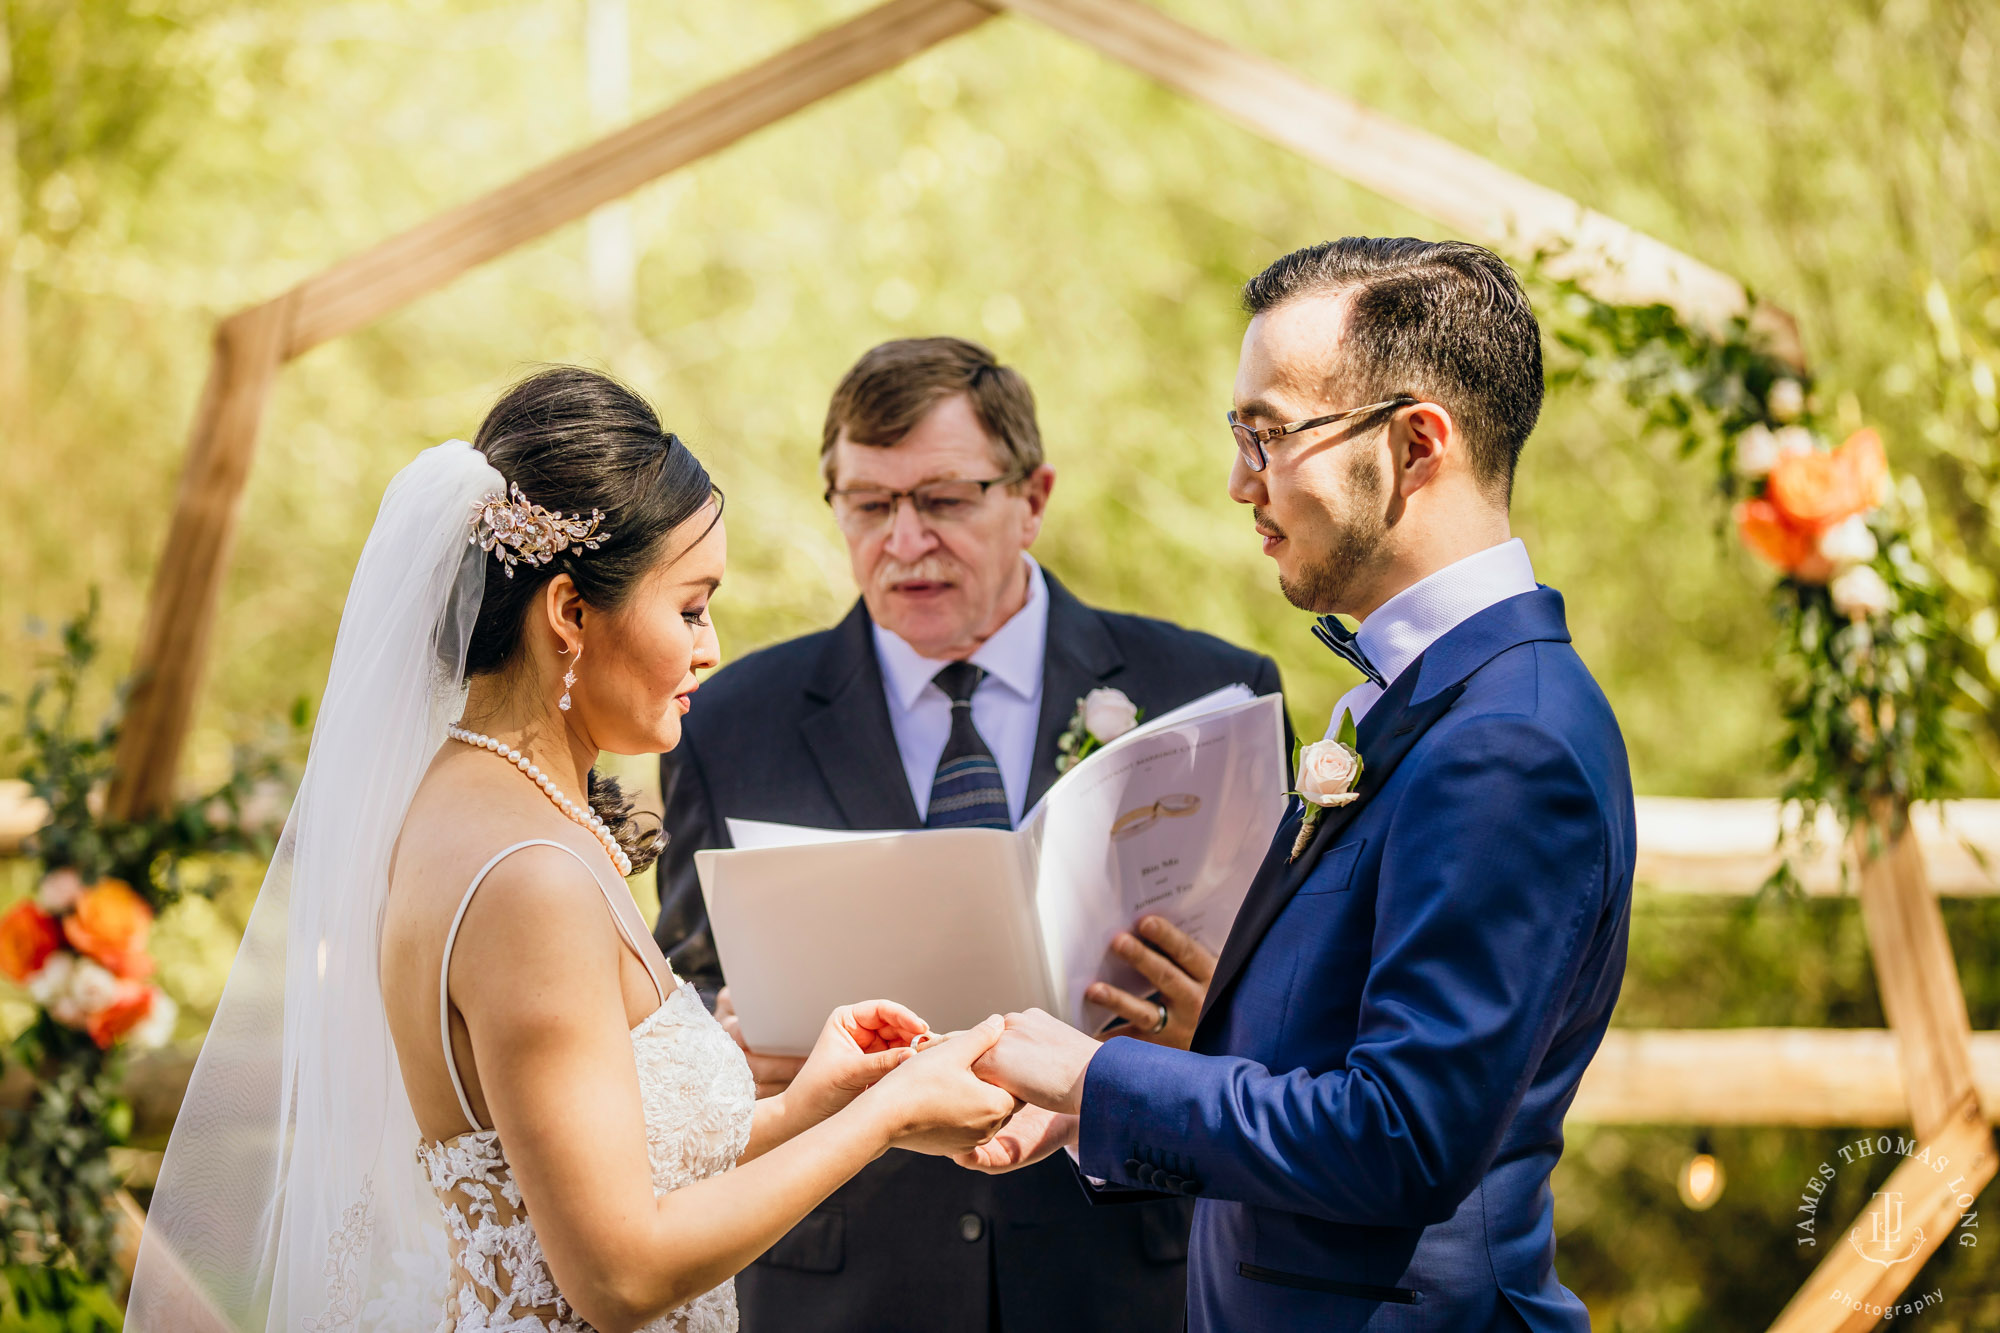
[859,1016,1021,1156]
[784,999,930,1126]
[954,1103,1078,1174]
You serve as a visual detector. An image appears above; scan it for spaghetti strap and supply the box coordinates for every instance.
[437,838,669,1134]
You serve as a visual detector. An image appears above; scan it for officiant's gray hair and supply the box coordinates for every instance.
[820,336,1042,489]
[1242,238,1542,503]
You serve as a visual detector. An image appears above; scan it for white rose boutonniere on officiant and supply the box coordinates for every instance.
[1290,711,1363,861]
[1055,687,1141,774]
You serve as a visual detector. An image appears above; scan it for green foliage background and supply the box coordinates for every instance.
[2,0,1998,1327]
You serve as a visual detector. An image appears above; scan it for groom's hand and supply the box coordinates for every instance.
[971,1009,1099,1115]
[716,987,805,1097]
[954,1103,1079,1174]
[1088,915,1215,1050]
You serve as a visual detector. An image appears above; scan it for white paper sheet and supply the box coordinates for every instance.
[693,690,1288,1049]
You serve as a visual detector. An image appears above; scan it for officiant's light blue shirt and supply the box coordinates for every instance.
[873,554,1049,827]
[1328,537,1537,734]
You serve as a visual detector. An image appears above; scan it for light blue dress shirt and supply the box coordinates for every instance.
[871,555,1049,827]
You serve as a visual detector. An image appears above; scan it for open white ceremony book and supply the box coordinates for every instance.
[694,686,1289,1054]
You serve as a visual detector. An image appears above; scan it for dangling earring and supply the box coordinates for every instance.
[559,644,580,713]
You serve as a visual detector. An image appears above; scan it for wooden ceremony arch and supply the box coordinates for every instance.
[99,1,1986,1326]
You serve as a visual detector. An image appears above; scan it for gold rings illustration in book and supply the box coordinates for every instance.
[1109,793,1202,841]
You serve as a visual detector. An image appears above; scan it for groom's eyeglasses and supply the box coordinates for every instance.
[825,471,1029,535]
[1228,396,1416,472]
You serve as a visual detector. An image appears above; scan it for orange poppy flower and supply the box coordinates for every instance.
[0,900,64,983]
[1766,450,1865,534]
[62,879,155,980]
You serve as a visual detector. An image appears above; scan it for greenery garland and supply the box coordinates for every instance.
[1532,270,1984,880]
[0,602,290,1318]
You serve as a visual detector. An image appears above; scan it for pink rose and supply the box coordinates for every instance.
[1295,739,1362,807]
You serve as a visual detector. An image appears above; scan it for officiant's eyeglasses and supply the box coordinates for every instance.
[1228,396,1416,472]
[824,471,1029,534]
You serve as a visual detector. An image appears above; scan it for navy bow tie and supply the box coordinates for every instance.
[1312,615,1386,688]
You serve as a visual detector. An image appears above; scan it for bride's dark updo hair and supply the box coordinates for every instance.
[465,366,722,875]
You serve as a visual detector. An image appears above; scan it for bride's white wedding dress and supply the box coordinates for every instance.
[420,839,756,1333]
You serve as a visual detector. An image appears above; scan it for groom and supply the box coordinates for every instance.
[971,238,1636,1332]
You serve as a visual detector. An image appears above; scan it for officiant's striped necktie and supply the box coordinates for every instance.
[925,662,1013,830]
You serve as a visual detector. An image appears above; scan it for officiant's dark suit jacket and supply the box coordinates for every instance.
[654,571,1285,1333]
[1077,588,1634,1333]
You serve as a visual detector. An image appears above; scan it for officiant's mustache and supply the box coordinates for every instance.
[1252,507,1286,539]
[876,554,965,588]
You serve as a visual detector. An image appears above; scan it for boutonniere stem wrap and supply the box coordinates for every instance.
[1290,711,1363,861]
[1055,687,1141,774]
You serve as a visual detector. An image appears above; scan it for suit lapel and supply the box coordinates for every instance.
[798,601,924,830]
[1195,668,1466,1034]
[1023,574,1124,813]
[1193,586,1575,1038]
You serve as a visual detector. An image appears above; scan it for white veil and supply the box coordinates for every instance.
[129,440,505,1332]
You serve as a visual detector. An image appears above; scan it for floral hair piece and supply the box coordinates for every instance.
[470,482,612,578]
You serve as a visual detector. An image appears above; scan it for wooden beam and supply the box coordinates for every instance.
[1571,1029,2000,1127]
[1854,810,1982,1143]
[987,0,1804,364]
[106,300,293,819]
[1767,1092,1994,1333]
[282,0,992,358]
[1635,798,2000,898]
[104,0,992,814]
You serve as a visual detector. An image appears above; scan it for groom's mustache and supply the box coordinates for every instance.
[1252,507,1286,540]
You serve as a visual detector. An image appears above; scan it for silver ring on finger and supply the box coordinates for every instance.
[1149,1000,1171,1034]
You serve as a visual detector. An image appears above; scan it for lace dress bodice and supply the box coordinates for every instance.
[416,840,755,1333]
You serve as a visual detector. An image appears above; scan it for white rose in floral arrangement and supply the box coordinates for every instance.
[1767,378,1807,423]
[1080,688,1140,744]
[1295,738,1363,808]
[129,987,178,1050]
[1732,425,1782,480]
[36,867,84,914]
[1772,425,1817,460]
[1816,514,1879,569]
[25,950,75,1009]
[1830,565,1894,620]
[63,955,124,1022]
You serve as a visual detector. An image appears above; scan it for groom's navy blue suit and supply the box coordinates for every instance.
[1078,587,1634,1332]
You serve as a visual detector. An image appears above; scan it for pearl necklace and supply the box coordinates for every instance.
[447,725,633,877]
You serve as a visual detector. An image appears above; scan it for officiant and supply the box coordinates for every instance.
[653,336,1287,1333]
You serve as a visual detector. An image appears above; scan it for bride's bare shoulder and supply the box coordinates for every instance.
[385,751,611,951]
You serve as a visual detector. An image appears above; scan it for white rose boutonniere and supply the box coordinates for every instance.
[1055,687,1141,774]
[1290,711,1364,861]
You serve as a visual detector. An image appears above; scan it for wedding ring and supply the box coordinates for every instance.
[1149,1001,1171,1034]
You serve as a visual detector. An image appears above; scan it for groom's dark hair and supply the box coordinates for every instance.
[1242,238,1542,502]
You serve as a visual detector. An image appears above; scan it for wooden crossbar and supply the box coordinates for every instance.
[981,0,1803,362]
[104,0,992,817]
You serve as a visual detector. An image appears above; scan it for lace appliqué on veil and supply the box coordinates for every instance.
[417,982,755,1333]
[303,1177,377,1333]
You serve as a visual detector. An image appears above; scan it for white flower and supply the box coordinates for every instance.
[1733,425,1782,479]
[1080,688,1140,744]
[1830,565,1894,619]
[1816,514,1879,569]
[129,987,178,1050]
[36,867,84,914]
[66,956,124,1016]
[25,950,75,1008]
[1295,738,1363,808]
[1773,425,1817,459]
[1768,378,1807,422]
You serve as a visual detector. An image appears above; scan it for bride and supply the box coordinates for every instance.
[128,368,1018,1333]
